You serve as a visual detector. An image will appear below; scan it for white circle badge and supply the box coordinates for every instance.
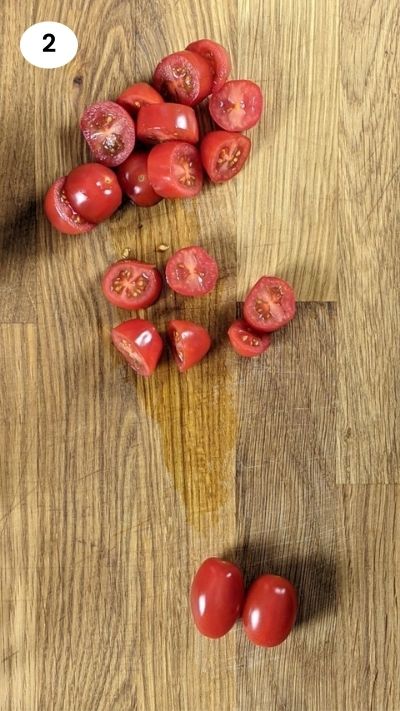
[20,22,78,69]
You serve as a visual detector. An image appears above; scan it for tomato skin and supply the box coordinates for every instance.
[80,101,136,167]
[242,575,298,647]
[137,103,199,144]
[209,80,263,131]
[186,39,231,93]
[190,558,245,638]
[102,260,163,310]
[243,276,296,333]
[116,152,162,207]
[44,177,95,235]
[201,131,251,183]
[116,82,164,116]
[111,319,163,376]
[153,50,213,106]
[147,142,203,199]
[228,320,272,357]
[64,163,122,223]
[165,246,218,297]
[167,320,211,372]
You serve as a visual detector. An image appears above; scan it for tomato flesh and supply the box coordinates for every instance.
[111,319,163,376]
[153,50,213,106]
[102,260,163,310]
[201,131,251,183]
[209,80,263,131]
[116,82,164,116]
[147,142,203,199]
[167,320,211,372]
[64,163,122,223]
[116,152,162,207]
[243,276,296,333]
[165,246,218,296]
[137,103,199,144]
[243,574,298,647]
[80,101,136,167]
[190,558,245,638]
[228,319,272,357]
[44,177,95,235]
[186,39,231,93]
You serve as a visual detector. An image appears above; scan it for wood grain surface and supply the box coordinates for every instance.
[0,0,399,709]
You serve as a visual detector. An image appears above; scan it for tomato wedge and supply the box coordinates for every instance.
[147,142,203,199]
[201,131,251,183]
[111,319,163,376]
[153,50,213,106]
[44,177,95,235]
[186,39,231,93]
[137,103,199,144]
[102,260,163,310]
[228,320,272,357]
[209,80,263,131]
[243,276,296,333]
[80,101,136,167]
[64,163,122,223]
[116,82,164,116]
[165,246,218,297]
[168,320,211,372]
[116,152,162,207]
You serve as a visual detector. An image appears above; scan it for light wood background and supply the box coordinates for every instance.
[0,0,399,709]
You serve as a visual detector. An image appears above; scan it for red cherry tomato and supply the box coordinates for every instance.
[147,142,203,199]
[63,163,122,224]
[80,101,136,167]
[116,82,164,116]
[186,39,231,94]
[137,103,199,144]
[153,50,213,106]
[116,152,162,208]
[102,260,163,310]
[228,319,272,357]
[209,80,263,131]
[44,177,95,235]
[165,246,218,297]
[243,276,296,333]
[190,558,245,638]
[242,574,298,647]
[200,131,251,183]
[167,320,211,372]
[111,319,163,376]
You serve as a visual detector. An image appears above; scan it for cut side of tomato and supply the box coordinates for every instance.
[116,152,162,207]
[228,319,272,357]
[201,131,251,183]
[186,39,231,93]
[64,163,122,223]
[80,100,136,167]
[209,80,263,131]
[153,50,213,106]
[137,103,199,144]
[167,319,211,372]
[147,142,203,199]
[243,276,296,333]
[165,246,218,297]
[44,177,95,235]
[116,82,164,116]
[102,260,163,310]
[111,319,163,376]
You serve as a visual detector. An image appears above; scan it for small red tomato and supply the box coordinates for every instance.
[111,319,163,376]
[243,276,296,333]
[137,103,199,144]
[116,82,164,116]
[242,574,298,647]
[191,558,245,638]
[153,50,213,106]
[116,152,162,208]
[228,319,272,357]
[186,39,231,93]
[147,142,203,199]
[44,177,95,235]
[165,246,218,297]
[102,260,163,310]
[168,320,211,372]
[80,101,136,167]
[64,163,122,223]
[209,80,263,131]
[201,131,251,183]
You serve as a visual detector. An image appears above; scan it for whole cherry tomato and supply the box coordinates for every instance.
[191,558,245,638]
[242,574,298,647]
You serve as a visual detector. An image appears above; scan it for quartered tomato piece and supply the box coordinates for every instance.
[165,246,218,296]
[116,152,162,207]
[153,50,213,106]
[116,82,164,116]
[147,142,203,199]
[190,558,245,638]
[186,39,231,93]
[64,163,122,223]
[201,131,251,183]
[102,260,163,310]
[111,319,163,376]
[228,319,272,357]
[137,103,199,144]
[243,276,296,333]
[44,177,95,235]
[243,575,298,647]
[80,101,136,167]
[167,320,211,372]
[209,80,263,131]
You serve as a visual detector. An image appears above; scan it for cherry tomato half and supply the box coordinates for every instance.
[64,163,122,224]
[102,260,163,310]
[80,101,136,167]
[186,39,231,93]
[116,82,164,116]
[44,177,95,235]
[243,276,296,333]
[201,131,251,183]
[153,50,213,106]
[137,103,199,144]
[228,319,272,357]
[116,152,162,208]
[209,80,263,131]
[242,574,298,647]
[165,246,218,297]
[168,320,211,372]
[111,319,163,376]
[190,558,245,638]
[147,142,203,199]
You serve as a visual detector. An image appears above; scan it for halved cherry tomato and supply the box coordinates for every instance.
[111,319,163,376]
[116,152,162,207]
[243,276,296,333]
[137,104,199,144]
[102,260,162,310]
[80,101,136,167]
[228,319,272,357]
[242,574,298,647]
[209,80,263,131]
[186,39,231,94]
[167,320,211,372]
[190,558,245,639]
[201,131,251,183]
[165,246,218,296]
[116,82,164,116]
[44,177,95,235]
[64,163,122,223]
[153,50,213,106]
[147,142,203,199]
